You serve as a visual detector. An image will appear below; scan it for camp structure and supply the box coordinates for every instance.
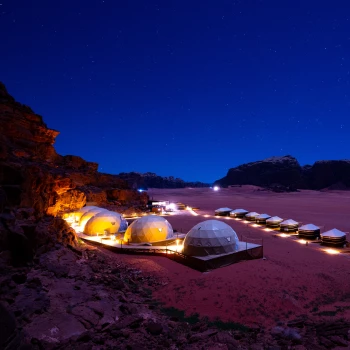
[280,219,299,232]
[298,224,320,239]
[70,206,99,222]
[320,228,347,246]
[215,207,233,216]
[124,215,175,244]
[183,220,239,256]
[79,207,109,231]
[245,212,260,221]
[84,211,122,236]
[256,213,271,225]
[266,216,283,228]
[176,220,263,271]
[230,209,249,218]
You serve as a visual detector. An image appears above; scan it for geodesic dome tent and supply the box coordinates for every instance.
[256,214,271,224]
[266,216,283,228]
[280,219,299,232]
[230,209,249,218]
[84,211,122,236]
[71,206,99,222]
[183,220,239,257]
[298,224,320,239]
[79,207,109,230]
[214,207,233,216]
[321,228,347,246]
[245,212,259,221]
[124,215,174,244]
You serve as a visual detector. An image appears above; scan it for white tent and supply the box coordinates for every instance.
[298,223,321,239]
[245,212,259,221]
[183,220,239,257]
[321,228,347,246]
[230,209,249,217]
[215,207,233,216]
[84,211,122,236]
[79,207,108,230]
[124,215,174,243]
[280,219,299,231]
[266,216,283,227]
[71,206,99,222]
[256,213,271,224]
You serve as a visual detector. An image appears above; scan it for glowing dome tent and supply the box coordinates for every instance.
[230,209,249,218]
[266,216,283,228]
[215,207,233,216]
[84,211,122,236]
[245,212,259,221]
[79,207,109,230]
[183,220,239,256]
[124,215,174,244]
[280,219,299,232]
[256,214,271,224]
[321,228,347,246]
[298,224,320,239]
[71,206,99,222]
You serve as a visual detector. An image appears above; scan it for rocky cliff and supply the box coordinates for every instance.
[0,82,147,265]
[215,155,350,191]
[117,171,210,189]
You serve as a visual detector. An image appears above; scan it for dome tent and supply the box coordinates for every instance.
[84,211,122,236]
[256,214,271,225]
[298,224,320,239]
[321,228,347,246]
[183,220,239,257]
[230,209,249,218]
[72,206,99,222]
[266,216,283,228]
[280,219,299,232]
[79,207,108,230]
[215,207,233,216]
[245,212,259,221]
[124,215,174,244]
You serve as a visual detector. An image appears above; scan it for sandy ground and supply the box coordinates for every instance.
[112,187,350,328]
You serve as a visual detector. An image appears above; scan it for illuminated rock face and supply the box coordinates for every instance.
[183,220,239,257]
[84,211,122,236]
[124,216,174,243]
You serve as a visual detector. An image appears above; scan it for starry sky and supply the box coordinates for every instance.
[1,1,349,183]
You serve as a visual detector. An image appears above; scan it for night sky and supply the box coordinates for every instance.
[1,1,349,183]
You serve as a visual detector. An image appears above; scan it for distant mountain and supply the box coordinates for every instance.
[116,172,210,189]
[214,155,350,191]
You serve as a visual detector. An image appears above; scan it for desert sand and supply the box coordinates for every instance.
[112,187,350,329]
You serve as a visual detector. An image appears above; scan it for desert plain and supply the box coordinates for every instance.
[113,186,350,329]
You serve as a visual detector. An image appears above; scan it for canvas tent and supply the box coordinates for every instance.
[215,207,233,216]
[280,219,299,232]
[230,209,249,218]
[298,224,320,239]
[256,214,271,224]
[245,212,260,221]
[124,215,174,244]
[84,211,122,236]
[79,207,108,230]
[183,220,239,257]
[266,216,283,228]
[321,228,347,246]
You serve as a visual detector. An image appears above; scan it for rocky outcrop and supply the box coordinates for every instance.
[117,171,210,189]
[215,156,306,190]
[215,156,350,191]
[0,82,147,264]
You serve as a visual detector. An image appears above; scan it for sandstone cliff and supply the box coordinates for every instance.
[215,155,350,191]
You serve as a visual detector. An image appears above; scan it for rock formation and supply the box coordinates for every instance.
[215,155,350,191]
[117,171,210,189]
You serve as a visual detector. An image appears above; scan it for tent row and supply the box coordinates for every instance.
[215,207,348,247]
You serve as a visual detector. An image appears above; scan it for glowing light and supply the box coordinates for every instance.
[166,203,177,211]
[243,220,249,224]
[204,214,210,218]
[251,224,259,227]
[186,206,198,216]
[138,189,144,193]
[213,186,219,191]
[298,239,307,244]
[280,233,288,238]
[264,228,272,232]
[324,248,340,255]
[234,218,241,221]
